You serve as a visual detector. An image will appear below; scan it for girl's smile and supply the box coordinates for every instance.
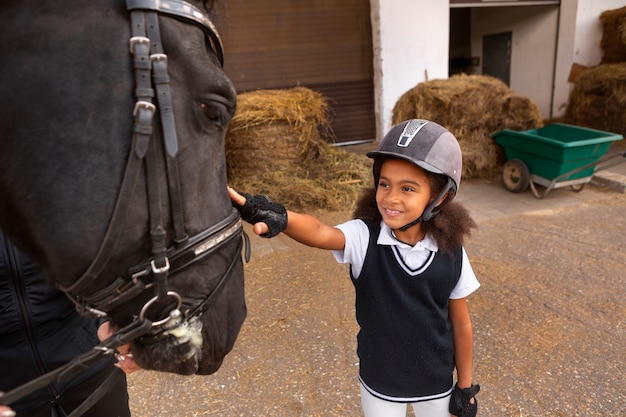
[376,158,433,244]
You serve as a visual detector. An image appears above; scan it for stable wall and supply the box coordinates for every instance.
[470,5,559,120]
[369,0,626,141]
[370,0,449,138]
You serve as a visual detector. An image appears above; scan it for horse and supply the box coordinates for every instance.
[0,0,247,383]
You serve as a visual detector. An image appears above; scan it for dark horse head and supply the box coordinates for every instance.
[0,0,246,375]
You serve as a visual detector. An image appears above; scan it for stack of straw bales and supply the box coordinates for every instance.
[225,87,371,211]
[565,6,626,136]
[599,6,626,64]
[392,74,543,180]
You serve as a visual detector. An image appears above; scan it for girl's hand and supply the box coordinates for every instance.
[227,187,287,237]
[227,186,247,206]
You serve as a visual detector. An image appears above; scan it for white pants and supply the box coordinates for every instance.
[360,383,451,417]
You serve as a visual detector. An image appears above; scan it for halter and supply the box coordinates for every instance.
[0,0,246,410]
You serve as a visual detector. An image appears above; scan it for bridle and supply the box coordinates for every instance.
[62,0,248,339]
[0,0,247,412]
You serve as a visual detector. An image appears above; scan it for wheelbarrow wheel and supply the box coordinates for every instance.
[502,159,530,193]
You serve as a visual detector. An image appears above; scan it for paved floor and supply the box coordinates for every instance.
[126,137,626,417]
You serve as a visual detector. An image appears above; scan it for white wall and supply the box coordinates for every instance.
[370,0,450,139]
[471,5,559,120]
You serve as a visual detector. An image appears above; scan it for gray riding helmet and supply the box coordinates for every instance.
[367,119,462,192]
[367,119,463,227]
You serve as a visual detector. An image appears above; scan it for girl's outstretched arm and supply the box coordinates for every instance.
[228,187,346,251]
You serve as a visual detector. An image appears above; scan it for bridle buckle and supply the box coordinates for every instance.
[129,36,150,53]
[133,100,156,117]
[151,257,170,275]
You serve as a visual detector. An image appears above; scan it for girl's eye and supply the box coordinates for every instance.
[402,185,415,192]
[378,181,389,188]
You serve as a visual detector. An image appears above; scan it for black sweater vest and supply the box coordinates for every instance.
[351,221,462,400]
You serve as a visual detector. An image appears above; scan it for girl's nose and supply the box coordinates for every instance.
[383,187,400,204]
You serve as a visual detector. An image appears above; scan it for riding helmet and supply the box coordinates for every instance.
[367,119,462,193]
[367,119,463,226]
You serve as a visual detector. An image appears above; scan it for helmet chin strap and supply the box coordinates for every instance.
[398,178,453,232]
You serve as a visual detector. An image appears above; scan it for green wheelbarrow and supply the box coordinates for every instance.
[492,123,625,198]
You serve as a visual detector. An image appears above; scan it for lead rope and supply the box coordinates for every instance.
[0,319,153,408]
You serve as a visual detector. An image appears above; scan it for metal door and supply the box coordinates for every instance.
[482,31,511,85]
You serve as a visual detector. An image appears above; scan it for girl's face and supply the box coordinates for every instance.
[375,158,433,243]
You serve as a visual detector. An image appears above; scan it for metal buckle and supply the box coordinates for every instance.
[129,36,150,54]
[151,257,170,274]
[150,53,167,61]
[133,100,156,117]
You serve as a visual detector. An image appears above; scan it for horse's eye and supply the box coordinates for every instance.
[200,100,230,128]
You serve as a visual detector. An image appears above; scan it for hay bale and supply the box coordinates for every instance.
[600,6,626,64]
[392,74,543,180]
[564,63,626,135]
[226,87,371,211]
[225,87,328,177]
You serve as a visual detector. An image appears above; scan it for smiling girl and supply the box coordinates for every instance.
[229,119,481,417]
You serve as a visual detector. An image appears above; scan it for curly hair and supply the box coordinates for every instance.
[353,171,477,254]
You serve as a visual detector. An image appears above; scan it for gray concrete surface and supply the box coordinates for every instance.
[126,142,626,417]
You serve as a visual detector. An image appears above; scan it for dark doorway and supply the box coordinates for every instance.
[482,31,511,85]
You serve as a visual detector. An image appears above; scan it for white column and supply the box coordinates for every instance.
[370,0,450,140]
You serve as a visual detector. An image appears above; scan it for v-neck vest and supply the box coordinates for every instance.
[351,221,462,400]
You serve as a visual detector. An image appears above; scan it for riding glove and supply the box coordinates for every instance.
[449,384,480,417]
[232,192,288,238]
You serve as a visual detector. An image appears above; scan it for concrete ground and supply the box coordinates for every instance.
[126,141,626,417]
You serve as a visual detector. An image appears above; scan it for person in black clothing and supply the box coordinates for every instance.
[0,230,131,417]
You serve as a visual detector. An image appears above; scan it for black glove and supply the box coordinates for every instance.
[233,192,288,238]
[449,384,480,417]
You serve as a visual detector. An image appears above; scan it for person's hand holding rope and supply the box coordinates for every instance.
[97,321,141,374]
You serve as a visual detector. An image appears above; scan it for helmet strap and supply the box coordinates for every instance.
[398,178,453,232]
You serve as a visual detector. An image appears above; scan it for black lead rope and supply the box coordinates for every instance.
[65,371,119,417]
[0,319,153,408]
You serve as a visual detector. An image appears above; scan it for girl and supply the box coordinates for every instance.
[229,119,481,417]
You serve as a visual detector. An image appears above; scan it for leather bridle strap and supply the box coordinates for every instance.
[126,0,224,66]
[142,9,188,245]
[78,209,245,314]
[62,0,226,299]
